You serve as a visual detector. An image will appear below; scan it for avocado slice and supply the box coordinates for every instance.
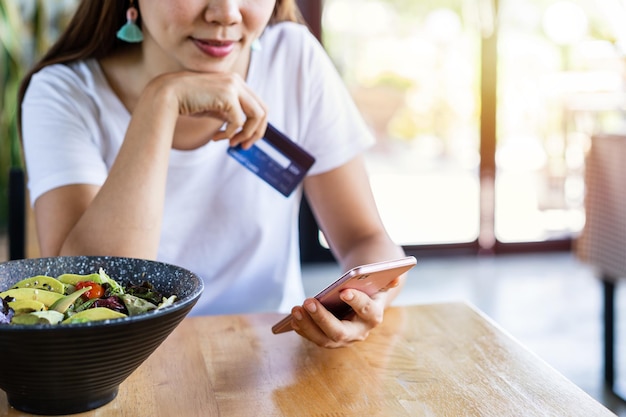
[49,286,92,314]
[11,275,65,294]
[62,307,127,324]
[57,273,104,286]
[11,310,64,325]
[57,269,123,294]
[0,288,64,307]
[8,299,46,313]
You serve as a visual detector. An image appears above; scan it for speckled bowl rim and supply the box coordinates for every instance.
[0,256,204,331]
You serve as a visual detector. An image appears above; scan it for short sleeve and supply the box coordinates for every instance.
[249,23,376,177]
[21,63,111,205]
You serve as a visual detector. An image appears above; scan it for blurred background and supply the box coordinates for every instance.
[306,0,626,257]
[1,0,626,415]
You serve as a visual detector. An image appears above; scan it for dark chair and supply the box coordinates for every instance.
[576,133,626,402]
[299,195,334,264]
[7,166,26,260]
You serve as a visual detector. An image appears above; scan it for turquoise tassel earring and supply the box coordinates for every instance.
[116,0,143,43]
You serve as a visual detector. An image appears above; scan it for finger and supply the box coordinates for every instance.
[380,276,402,292]
[194,76,247,141]
[292,306,348,349]
[290,306,334,346]
[339,289,384,328]
[206,75,263,136]
[212,112,245,142]
[228,91,267,148]
[299,299,369,348]
[229,113,267,149]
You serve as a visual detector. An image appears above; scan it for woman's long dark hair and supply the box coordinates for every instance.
[18,0,303,135]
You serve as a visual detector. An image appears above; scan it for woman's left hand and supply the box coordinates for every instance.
[289,279,400,348]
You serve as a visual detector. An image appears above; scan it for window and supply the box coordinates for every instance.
[299,0,626,259]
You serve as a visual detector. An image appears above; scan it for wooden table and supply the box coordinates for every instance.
[0,303,616,416]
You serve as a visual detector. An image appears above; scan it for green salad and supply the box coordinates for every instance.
[0,269,177,325]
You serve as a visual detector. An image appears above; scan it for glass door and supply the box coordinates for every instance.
[495,0,626,244]
[321,0,482,248]
[309,0,626,257]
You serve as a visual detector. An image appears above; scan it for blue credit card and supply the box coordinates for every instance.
[227,123,315,197]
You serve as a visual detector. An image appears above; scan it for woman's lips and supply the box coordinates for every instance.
[192,38,236,58]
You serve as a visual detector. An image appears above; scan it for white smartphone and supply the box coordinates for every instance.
[271,256,417,334]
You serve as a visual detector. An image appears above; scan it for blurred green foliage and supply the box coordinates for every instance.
[0,0,28,231]
[0,0,73,231]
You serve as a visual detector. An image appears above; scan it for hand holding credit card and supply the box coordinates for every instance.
[227,123,315,197]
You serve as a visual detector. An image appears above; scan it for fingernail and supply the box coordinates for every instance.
[293,309,303,320]
[305,301,317,313]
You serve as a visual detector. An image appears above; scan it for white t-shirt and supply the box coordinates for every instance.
[21,22,375,315]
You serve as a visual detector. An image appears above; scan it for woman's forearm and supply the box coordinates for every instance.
[60,81,178,258]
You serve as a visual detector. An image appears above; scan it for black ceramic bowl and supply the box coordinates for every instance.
[0,256,203,415]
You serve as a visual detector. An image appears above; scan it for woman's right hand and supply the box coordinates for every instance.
[36,70,267,259]
[155,71,268,149]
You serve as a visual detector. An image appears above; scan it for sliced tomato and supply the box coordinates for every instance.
[74,281,105,300]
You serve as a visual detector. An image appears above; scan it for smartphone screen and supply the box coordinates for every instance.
[271,256,417,334]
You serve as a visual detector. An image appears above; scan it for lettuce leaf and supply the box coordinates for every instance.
[0,297,15,324]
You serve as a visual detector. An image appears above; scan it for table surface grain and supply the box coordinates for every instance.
[0,302,616,417]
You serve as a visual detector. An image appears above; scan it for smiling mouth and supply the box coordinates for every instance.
[197,38,231,46]
[192,38,237,58]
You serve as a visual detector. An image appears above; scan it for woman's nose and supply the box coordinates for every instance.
[204,0,242,26]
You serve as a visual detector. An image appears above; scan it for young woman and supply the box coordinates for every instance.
[18,0,407,348]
